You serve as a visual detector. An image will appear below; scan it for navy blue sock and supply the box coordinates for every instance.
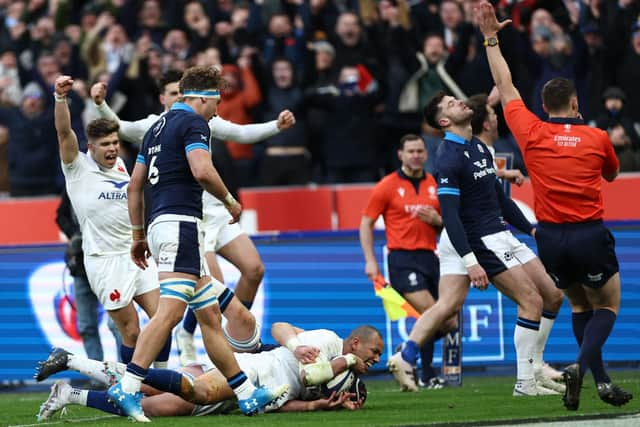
[401,340,419,365]
[183,308,197,334]
[215,288,233,313]
[571,311,608,383]
[87,391,124,415]
[240,300,253,310]
[126,362,148,379]
[227,371,249,391]
[571,311,593,346]
[577,309,616,381]
[419,338,436,382]
[142,368,183,395]
[156,336,172,363]
[120,345,135,364]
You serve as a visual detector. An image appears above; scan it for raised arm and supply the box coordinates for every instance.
[90,82,153,146]
[209,110,295,144]
[475,2,521,108]
[53,75,80,164]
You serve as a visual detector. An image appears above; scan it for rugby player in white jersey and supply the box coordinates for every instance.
[52,75,171,368]
[36,323,381,419]
[91,70,296,361]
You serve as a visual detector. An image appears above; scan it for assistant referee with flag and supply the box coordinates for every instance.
[359,134,447,390]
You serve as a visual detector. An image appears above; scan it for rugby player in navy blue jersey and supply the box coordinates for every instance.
[389,90,563,396]
[107,66,287,422]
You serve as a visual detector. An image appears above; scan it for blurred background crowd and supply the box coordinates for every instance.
[0,0,639,198]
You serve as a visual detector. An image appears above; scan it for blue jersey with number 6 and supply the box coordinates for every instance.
[137,102,211,223]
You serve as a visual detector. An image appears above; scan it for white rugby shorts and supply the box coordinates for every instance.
[202,203,244,253]
[438,229,537,276]
[148,214,207,277]
[84,253,158,310]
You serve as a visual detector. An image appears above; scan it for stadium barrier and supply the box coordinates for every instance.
[0,227,638,382]
[2,174,640,245]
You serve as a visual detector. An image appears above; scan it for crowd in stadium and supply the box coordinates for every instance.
[0,0,639,198]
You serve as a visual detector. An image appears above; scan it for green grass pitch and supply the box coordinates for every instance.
[1,372,638,426]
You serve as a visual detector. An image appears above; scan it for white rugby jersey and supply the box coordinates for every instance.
[233,329,344,410]
[62,152,132,256]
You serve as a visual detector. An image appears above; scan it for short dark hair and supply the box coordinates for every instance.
[466,94,489,135]
[158,69,183,92]
[399,133,424,150]
[423,91,447,129]
[541,78,576,113]
[86,118,119,141]
[179,65,223,93]
[347,325,383,343]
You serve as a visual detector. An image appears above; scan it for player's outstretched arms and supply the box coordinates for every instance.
[209,109,296,143]
[277,392,361,412]
[53,75,79,164]
[475,1,521,107]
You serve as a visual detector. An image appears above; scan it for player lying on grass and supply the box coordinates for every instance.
[35,323,383,420]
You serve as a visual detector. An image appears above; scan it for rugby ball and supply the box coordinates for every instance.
[320,368,357,397]
[350,377,367,405]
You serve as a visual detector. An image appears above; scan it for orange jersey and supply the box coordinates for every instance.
[363,170,440,250]
[504,99,619,223]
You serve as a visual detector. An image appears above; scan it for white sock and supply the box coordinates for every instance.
[514,324,538,381]
[121,372,143,394]
[69,388,88,406]
[67,355,110,385]
[232,378,256,400]
[534,317,555,372]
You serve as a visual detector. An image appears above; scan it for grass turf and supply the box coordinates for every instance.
[2,372,638,427]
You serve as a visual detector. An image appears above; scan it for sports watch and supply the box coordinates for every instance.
[483,36,499,47]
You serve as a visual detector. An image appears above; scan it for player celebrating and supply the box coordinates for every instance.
[91,70,296,361]
[36,323,382,419]
[108,66,286,421]
[388,89,562,396]
[360,133,448,389]
[52,75,170,369]
[475,0,632,410]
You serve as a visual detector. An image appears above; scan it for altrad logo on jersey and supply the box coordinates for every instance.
[100,180,129,200]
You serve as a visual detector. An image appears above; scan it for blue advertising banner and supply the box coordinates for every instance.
[1,226,639,381]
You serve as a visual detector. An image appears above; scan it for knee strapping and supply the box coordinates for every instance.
[160,279,197,303]
[189,283,218,311]
[223,322,261,352]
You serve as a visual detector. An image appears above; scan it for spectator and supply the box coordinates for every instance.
[217,57,263,187]
[332,12,382,83]
[303,41,338,181]
[397,33,467,115]
[307,64,379,183]
[0,48,22,106]
[593,87,639,171]
[614,22,640,123]
[259,58,310,186]
[0,82,60,196]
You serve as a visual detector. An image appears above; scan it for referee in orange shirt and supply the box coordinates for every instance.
[359,134,446,389]
[475,1,632,411]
